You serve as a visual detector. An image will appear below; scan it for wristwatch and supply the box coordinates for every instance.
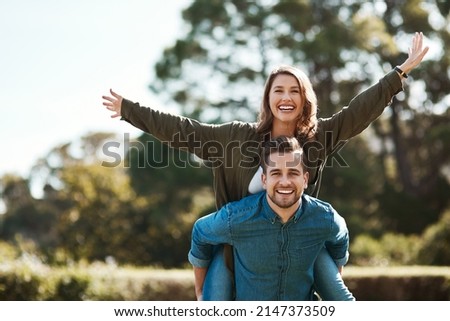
[394,66,408,78]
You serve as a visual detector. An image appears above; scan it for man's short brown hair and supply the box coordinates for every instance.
[261,136,304,173]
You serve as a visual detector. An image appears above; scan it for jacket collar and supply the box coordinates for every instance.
[262,193,305,224]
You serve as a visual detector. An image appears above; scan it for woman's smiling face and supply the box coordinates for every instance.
[268,74,304,124]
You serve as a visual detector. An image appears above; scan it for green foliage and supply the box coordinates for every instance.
[0,241,19,261]
[52,164,138,263]
[417,209,450,266]
[0,268,44,300]
[1,261,449,300]
[350,233,421,266]
[400,0,434,33]
[346,274,450,300]
[124,134,214,266]
[0,132,215,267]
[150,0,450,248]
[0,253,51,300]
[0,176,60,250]
[127,134,211,196]
[52,273,90,301]
[319,136,385,236]
[375,180,445,234]
[0,261,196,300]
[0,259,92,300]
[351,208,450,267]
[1,1,449,268]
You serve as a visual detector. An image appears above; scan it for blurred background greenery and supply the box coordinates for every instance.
[1,0,449,271]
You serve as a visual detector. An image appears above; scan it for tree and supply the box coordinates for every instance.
[363,0,450,232]
[151,0,364,121]
[20,132,211,266]
[417,208,450,266]
[124,133,214,266]
[0,175,60,252]
[54,162,153,264]
[149,0,449,235]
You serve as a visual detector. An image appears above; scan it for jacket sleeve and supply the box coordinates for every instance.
[188,205,233,268]
[120,98,240,160]
[318,70,403,153]
[325,209,350,267]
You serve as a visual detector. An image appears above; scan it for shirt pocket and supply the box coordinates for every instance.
[292,242,323,271]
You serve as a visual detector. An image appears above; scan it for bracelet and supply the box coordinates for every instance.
[394,66,408,78]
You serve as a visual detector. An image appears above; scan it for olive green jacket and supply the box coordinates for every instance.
[121,70,402,209]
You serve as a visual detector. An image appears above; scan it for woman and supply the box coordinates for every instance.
[102,32,428,300]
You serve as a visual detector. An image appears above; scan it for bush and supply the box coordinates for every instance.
[350,233,420,266]
[0,241,19,262]
[0,264,48,300]
[0,260,196,300]
[1,261,449,300]
[84,266,196,300]
[52,273,90,300]
[417,209,450,265]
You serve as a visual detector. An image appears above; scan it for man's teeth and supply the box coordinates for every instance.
[277,190,293,194]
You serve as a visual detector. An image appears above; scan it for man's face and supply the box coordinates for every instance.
[262,151,309,211]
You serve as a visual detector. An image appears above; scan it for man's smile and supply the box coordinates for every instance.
[276,188,295,195]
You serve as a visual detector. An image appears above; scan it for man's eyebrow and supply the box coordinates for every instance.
[268,166,301,173]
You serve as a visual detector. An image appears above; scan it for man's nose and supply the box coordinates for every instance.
[279,174,290,185]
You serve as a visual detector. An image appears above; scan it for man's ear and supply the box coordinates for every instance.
[261,173,267,189]
[304,171,309,189]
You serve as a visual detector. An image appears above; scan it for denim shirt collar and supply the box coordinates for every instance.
[262,193,305,224]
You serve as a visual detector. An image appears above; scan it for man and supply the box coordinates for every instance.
[188,136,350,300]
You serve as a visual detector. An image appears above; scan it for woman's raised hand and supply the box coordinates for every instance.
[102,89,123,118]
[398,32,429,75]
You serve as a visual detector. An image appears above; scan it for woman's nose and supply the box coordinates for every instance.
[281,93,292,101]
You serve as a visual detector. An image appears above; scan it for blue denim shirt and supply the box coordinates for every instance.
[189,192,349,301]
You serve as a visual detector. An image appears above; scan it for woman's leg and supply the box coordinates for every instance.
[202,245,234,300]
[314,247,355,301]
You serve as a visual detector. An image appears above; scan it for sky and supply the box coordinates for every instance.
[0,1,444,182]
[0,0,191,179]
